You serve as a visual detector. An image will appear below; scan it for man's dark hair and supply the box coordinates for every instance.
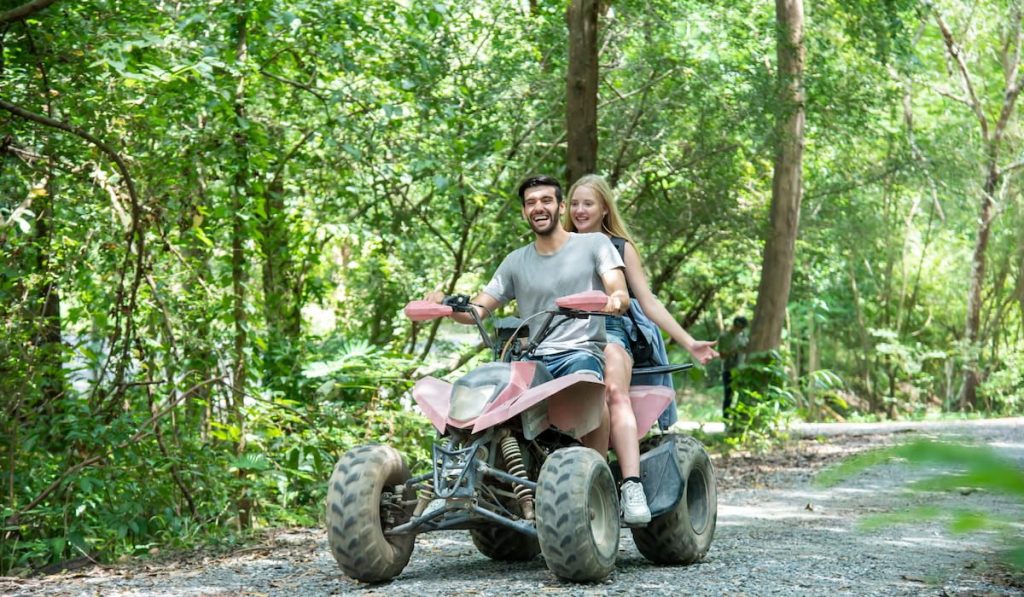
[733,316,749,328]
[517,175,563,205]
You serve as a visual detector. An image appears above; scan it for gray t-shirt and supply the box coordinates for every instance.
[482,233,624,359]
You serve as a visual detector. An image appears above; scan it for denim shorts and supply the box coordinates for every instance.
[605,315,632,358]
[533,350,603,381]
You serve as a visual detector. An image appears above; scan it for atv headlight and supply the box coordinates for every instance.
[448,384,496,422]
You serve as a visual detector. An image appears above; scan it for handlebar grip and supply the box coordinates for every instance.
[554,290,609,312]
[404,301,453,321]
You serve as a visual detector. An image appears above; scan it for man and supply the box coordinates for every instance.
[426,174,652,523]
[717,316,749,421]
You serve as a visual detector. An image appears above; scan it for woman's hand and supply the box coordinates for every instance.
[686,340,719,365]
[424,290,445,304]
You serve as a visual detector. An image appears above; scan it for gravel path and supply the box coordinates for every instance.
[4,419,1023,596]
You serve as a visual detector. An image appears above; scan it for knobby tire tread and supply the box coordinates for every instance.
[631,435,718,565]
[326,444,414,583]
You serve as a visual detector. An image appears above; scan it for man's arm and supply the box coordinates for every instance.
[599,268,630,315]
[423,290,501,325]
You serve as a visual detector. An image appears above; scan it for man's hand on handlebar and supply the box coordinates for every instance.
[422,291,499,325]
[603,290,630,316]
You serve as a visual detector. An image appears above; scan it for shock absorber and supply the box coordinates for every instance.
[413,477,436,517]
[499,435,535,520]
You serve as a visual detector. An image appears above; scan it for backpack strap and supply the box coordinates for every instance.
[609,236,636,299]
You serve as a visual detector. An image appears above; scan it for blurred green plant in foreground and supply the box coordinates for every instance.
[816,439,1024,570]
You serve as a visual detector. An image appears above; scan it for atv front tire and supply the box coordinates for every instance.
[326,444,415,582]
[470,526,541,561]
[535,447,619,581]
[631,434,717,564]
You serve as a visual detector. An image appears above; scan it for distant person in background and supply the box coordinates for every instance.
[717,316,749,420]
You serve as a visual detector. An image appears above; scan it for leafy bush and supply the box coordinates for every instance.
[796,369,849,421]
[0,337,437,575]
[726,350,796,448]
[979,351,1024,415]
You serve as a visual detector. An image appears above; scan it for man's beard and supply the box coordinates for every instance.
[529,209,560,236]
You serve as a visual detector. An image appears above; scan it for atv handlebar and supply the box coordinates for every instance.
[403,295,480,322]
[403,291,614,360]
[403,291,695,376]
[403,291,609,323]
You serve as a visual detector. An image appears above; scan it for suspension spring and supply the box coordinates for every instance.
[499,435,535,520]
[413,478,435,517]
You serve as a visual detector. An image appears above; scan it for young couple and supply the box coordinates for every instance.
[425,174,717,525]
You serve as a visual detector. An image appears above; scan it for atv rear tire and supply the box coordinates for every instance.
[470,526,541,561]
[535,447,619,581]
[326,444,414,582]
[631,434,717,564]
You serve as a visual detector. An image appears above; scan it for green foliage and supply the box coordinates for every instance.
[816,439,1024,569]
[2,0,1023,575]
[725,351,796,448]
[795,368,849,421]
[979,350,1024,414]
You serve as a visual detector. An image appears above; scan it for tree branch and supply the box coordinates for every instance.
[0,98,140,212]
[934,11,989,142]
[929,85,970,107]
[1000,157,1024,177]
[993,8,1024,145]
[0,193,34,230]
[0,138,45,162]
[0,0,59,25]
[258,67,327,101]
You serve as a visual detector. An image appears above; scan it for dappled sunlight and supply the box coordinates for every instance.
[718,501,840,524]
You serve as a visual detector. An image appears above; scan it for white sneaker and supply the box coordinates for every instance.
[620,480,652,525]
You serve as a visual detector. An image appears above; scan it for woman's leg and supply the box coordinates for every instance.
[605,343,651,524]
[604,343,638,477]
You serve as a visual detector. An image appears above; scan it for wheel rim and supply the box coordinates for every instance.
[588,470,618,559]
[686,467,709,534]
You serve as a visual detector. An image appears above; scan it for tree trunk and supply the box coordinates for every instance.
[934,7,1024,410]
[261,173,301,398]
[565,0,599,187]
[959,168,997,409]
[35,174,62,404]
[231,0,252,528]
[1016,221,1024,329]
[25,30,63,411]
[748,0,805,353]
[847,265,876,409]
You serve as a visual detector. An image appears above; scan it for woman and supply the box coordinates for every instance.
[565,174,718,525]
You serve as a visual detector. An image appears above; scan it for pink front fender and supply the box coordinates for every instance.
[412,377,452,434]
[472,373,605,437]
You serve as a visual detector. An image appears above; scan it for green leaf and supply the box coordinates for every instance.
[193,226,214,248]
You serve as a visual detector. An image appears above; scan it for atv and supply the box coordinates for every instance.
[326,291,717,583]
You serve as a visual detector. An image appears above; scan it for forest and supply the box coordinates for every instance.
[1,0,1023,574]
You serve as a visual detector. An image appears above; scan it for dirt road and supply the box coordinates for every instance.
[5,419,1023,596]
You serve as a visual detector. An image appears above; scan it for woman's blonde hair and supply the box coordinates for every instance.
[564,174,637,247]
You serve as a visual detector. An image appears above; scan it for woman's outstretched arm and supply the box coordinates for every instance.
[621,241,718,365]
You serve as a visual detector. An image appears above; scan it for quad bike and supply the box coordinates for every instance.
[325,291,717,583]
